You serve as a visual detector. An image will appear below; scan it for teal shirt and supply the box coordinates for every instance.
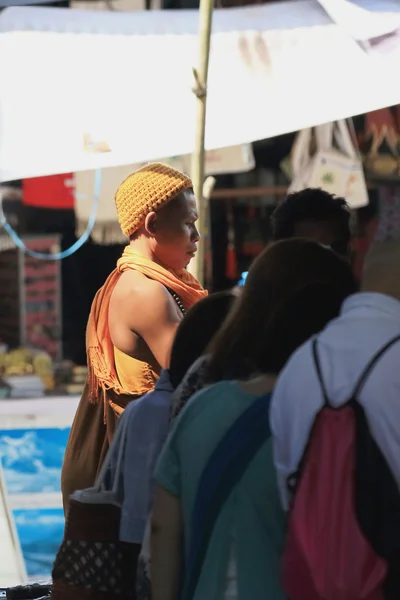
[155,380,287,600]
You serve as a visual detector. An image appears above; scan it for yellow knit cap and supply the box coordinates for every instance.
[115,163,193,237]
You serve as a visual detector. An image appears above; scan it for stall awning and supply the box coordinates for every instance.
[0,0,400,181]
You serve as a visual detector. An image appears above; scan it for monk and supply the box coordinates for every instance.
[61,163,207,511]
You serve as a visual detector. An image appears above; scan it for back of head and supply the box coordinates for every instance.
[271,188,351,257]
[207,239,358,382]
[168,291,238,389]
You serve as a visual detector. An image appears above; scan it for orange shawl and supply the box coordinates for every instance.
[86,247,207,401]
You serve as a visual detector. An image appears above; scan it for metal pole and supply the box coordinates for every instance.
[189,0,214,286]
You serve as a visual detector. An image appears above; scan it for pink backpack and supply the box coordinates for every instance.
[282,336,400,600]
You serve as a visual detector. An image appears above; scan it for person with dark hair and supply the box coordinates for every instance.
[270,189,400,598]
[151,239,358,600]
[105,291,236,598]
[270,188,351,257]
[168,291,239,389]
[170,287,239,417]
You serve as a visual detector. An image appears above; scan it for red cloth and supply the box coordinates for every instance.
[23,174,75,209]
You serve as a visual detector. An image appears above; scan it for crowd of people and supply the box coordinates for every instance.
[55,163,400,600]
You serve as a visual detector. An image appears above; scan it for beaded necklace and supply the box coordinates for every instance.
[166,287,187,316]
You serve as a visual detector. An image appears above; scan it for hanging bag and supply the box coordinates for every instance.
[52,414,139,600]
[287,120,369,209]
[364,108,400,182]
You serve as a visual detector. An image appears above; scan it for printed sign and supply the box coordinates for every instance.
[22,237,62,361]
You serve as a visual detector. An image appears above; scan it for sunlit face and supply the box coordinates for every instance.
[151,190,200,271]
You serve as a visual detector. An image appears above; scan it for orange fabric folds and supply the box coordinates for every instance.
[86,246,207,402]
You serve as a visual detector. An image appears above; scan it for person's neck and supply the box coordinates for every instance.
[361,280,400,304]
[238,373,277,396]
[129,238,164,268]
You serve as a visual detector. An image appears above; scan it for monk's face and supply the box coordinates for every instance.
[152,190,200,271]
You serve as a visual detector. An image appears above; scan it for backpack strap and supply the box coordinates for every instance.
[182,392,272,600]
[312,338,331,406]
[351,334,400,399]
[313,334,400,407]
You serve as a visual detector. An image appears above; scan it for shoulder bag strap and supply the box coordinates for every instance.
[182,391,272,600]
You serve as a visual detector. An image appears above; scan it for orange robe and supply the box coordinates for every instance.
[61,248,206,512]
[61,349,159,513]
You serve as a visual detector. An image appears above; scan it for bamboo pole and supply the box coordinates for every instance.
[188,0,214,286]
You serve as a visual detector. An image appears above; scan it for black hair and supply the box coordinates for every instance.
[206,238,358,383]
[270,188,351,256]
[168,291,237,389]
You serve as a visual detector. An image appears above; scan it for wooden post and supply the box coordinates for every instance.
[189,0,214,286]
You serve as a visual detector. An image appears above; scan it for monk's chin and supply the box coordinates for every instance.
[184,255,196,269]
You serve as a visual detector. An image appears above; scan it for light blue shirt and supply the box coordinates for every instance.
[271,292,400,510]
[116,369,173,543]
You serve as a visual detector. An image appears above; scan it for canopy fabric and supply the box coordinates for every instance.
[0,0,400,181]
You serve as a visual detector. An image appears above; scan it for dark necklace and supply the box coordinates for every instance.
[167,287,187,316]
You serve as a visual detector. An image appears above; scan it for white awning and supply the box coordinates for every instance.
[0,0,400,181]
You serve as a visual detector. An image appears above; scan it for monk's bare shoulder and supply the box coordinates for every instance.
[110,270,178,333]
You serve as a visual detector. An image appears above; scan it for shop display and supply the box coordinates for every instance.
[0,349,53,397]
[363,108,400,181]
[53,362,87,396]
[0,236,62,363]
[242,202,264,258]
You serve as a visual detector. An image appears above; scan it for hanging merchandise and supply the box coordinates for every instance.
[364,108,400,181]
[225,201,238,281]
[287,120,369,209]
[374,185,400,243]
[241,201,265,258]
[23,174,75,210]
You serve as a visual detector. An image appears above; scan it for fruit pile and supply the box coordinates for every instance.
[0,348,53,389]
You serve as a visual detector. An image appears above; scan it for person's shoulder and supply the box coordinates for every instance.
[178,380,236,421]
[111,272,174,334]
[122,387,172,443]
[126,383,171,420]
[277,338,314,388]
[115,270,169,307]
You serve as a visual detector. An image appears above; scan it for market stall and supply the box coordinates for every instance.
[1,0,400,585]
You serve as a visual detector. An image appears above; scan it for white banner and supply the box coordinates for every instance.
[0,1,400,181]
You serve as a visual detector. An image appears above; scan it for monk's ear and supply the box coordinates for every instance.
[144,212,157,237]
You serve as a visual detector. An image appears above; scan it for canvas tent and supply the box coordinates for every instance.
[0,0,400,182]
